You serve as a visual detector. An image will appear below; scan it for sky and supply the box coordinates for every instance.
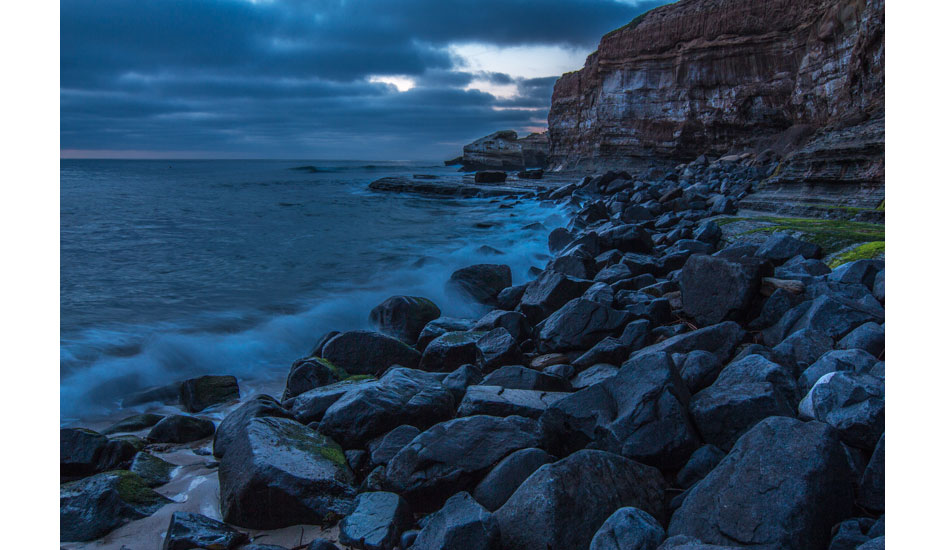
[61,0,670,160]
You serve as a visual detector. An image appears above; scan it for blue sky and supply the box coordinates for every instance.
[61,0,669,159]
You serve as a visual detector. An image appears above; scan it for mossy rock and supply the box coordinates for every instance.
[827,241,885,269]
[180,375,240,412]
[715,216,884,256]
[61,470,171,542]
[130,452,177,487]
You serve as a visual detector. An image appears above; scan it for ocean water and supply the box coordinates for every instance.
[61,159,567,423]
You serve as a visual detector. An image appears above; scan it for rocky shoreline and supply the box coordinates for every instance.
[61,153,884,550]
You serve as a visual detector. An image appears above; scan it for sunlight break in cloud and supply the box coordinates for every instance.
[368,75,417,92]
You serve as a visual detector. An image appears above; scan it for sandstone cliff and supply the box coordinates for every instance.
[548,0,883,208]
[449,131,549,171]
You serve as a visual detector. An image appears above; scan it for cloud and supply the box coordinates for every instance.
[61,0,671,158]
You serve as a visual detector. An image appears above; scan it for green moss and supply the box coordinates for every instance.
[111,471,171,507]
[717,216,884,254]
[318,444,347,467]
[828,241,885,268]
[110,435,147,451]
[273,419,349,469]
[876,200,885,211]
[343,374,375,382]
[314,357,348,380]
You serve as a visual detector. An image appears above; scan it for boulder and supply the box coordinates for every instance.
[481,365,571,391]
[872,269,884,302]
[570,363,619,389]
[472,310,531,342]
[368,425,422,467]
[61,428,109,479]
[474,170,507,183]
[799,372,884,450]
[589,507,665,550]
[598,224,654,254]
[572,336,629,370]
[180,375,240,412]
[289,377,377,425]
[322,331,422,375]
[102,413,165,435]
[680,255,769,326]
[857,433,884,512]
[542,352,699,468]
[339,492,413,550]
[828,260,884,289]
[319,367,455,448]
[283,358,343,400]
[417,317,475,350]
[60,471,172,542]
[384,415,543,510]
[130,452,176,487]
[218,416,356,529]
[763,295,883,346]
[409,492,500,550]
[307,541,341,550]
[518,270,593,324]
[446,264,512,305]
[148,415,216,444]
[537,298,629,353]
[475,328,525,371]
[214,395,294,458]
[457,386,570,419]
[689,355,798,450]
[837,322,884,356]
[163,511,248,550]
[471,447,554,512]
[755,233,822,262]
[440,363,483,403]
[773,328,835,375]
[668,417,854,550]
[419,331,485,372]
[495,450,667,550]
[370,296,442,345]
[798,349,881,394]
[675,444,726,489]
[631,322,745,364]
[548,227,573,253]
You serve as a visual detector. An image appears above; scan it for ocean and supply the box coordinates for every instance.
[60,159,566,423]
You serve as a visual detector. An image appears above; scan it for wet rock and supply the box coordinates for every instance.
[495,450,667,550]
[755,233,822,262]
[61,428,109,479]
[589,507,665,550]
[121,381,183,407]
[828,518,874,550]
[420,331,485,372]
[322,330,422,375]
[829,260,884,289]
[446,264,512,305]
[773,328,835,375]
[763,295,883,346]
[680,255,769,326]
[858,433,884,512]
[103,413,165,435]
[214,395,294,458]
[537,298,630,353]
[458,385,570,419]
[219,416,356,529]
[288,378,377,425]
[799,372,884,450]
[598,223,654,254]
[284,357,343,400]
[677,350,721,394]
[475,328,525,371]
[570,363,619,389]
[180,375,240,413]
[675,444,726,489]
[384,415,543,510]
[668,417,853,550]
[130,452,176,487]
[339,492,413,550]
[572,336,629,369]
[496,283,527,310]
[410,492,499,550]
[306,540,341,550]
[689,355,797,450]
[631,321,745,365]
[474,170,507,183]
[440,363,483,402]
[370,296,442,345]
[798,349,881,394]
[60,471,172,542]
[872,269,884,302]
[148,414,216,444]
[837,322,884,356]
[417,318,475,350]
[368,425,422,467]
[542,352,699,468]
[319,367,455,448]
[481,365,571,391]
[471,448,554,512]
[518,270,593,324]
[548,227,573,253]
[472,310,531,342]
[163,511,248,550]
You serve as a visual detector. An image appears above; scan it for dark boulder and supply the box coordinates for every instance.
[537,298,629,353]
[214,395,294,458]
[417,318,475,350]
[322,330,422,375]
[130,452,176,487]
[474,170,507,183]
[419,331,485,372]
[121,381,183,408]
[517,270,593,324]
[772,328,835,375]
[481,365,571,392]
[472,310,530,342]
[370,296,442,345]
[675,444,726,489]
[471,447,554,512]
[828,260,884,289]
[798,349,880,395]
[384,415,543,510]
[572,336,629,369]
[61,428,109,479]
[858,433,884,512]
[288,377,377,425]
[103,413,165,435]
[762,295,883,346]
[872,269,884,302]
[368,425,422,467]
[494,450,667,550]
[283,357,343,400]
[689,355,798,450]
[148,414,216,444]
[668,417,853,550]
[799,372,884,450]
[218,416,356,529]
[589,507,666,550]
[755,233,822,262]
[440,363,483,403]
[180,375,240,413]
[598,224,654,254]
[446,264,512,306]
[570,363,619,389]
[542,352,699,468]
[163,511,249,550]
[457,385,570,419]
[307,540,342,550]
[677,350,722,394]
[680,254,769,326]
[60,471,172,542]
[548,227,573,254]
[319,367,455,448]
[475,328,524,371]
[837,322,884,356]
[631,321,745,365]
[409,492,500,550]
[339,492,413,550]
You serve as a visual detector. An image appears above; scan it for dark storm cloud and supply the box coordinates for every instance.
[61,0,670,158]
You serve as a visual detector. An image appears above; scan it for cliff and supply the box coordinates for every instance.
[547,0,883,208]
[448,131,549,171]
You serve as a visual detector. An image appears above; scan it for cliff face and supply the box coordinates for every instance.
[548,0,884,197]
[453,131,549,171]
